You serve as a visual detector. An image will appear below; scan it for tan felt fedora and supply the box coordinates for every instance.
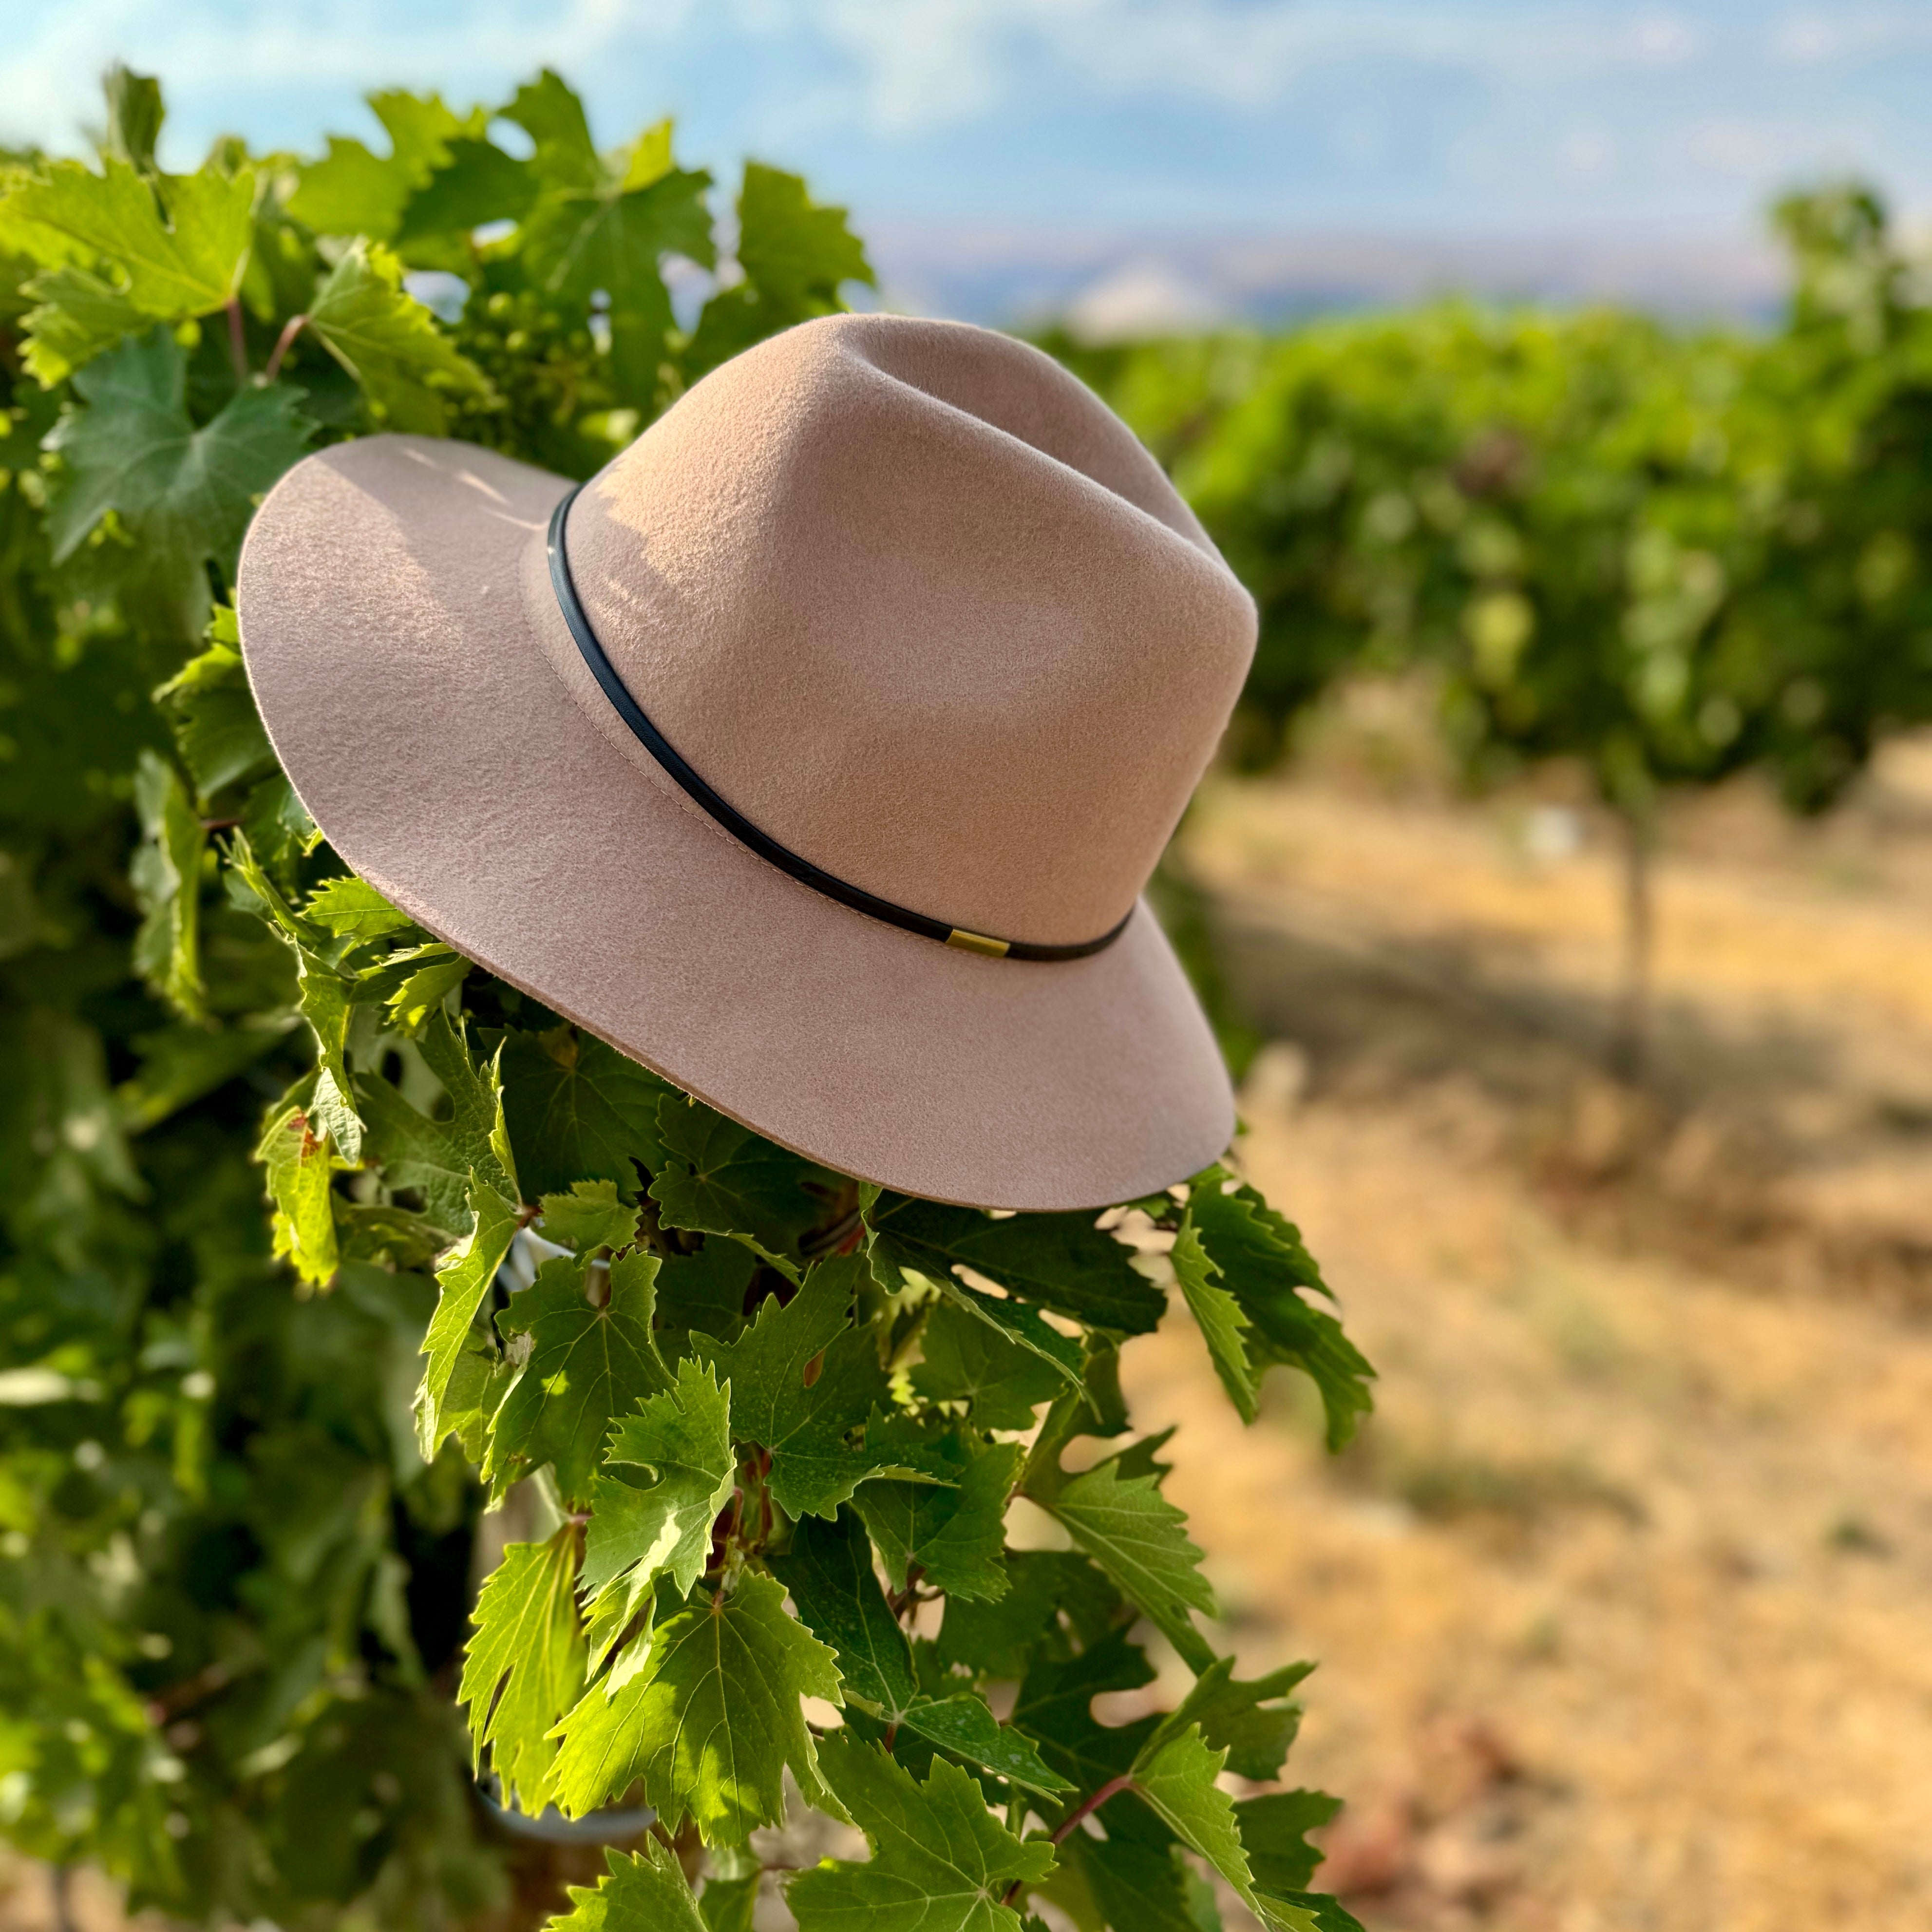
[237,314,1256,1210]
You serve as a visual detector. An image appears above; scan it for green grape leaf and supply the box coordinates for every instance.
[1033,1460,1216,1673]
[683,164,873,382]
[256,1101,340,1287]
[102,63,164,173]
[44,328,313,632]
[19,263,146,385]
[1183,1177,1373,1450]
[396,137,541,242]
[697,1867,759,1932]
[1233,1791,1340,1897]
[503,70,602,191]
[0,156,252,316]
[1143,1656,1312,1784]
[866,1240,1082,1388]
[1011,1630,1158,1801]
[358,1016,513,1237]
[1059,1832,1208,1932]
[489,1250,672,1506]
[852,1435,1020,1602]
[384,947,469,1035]
[550,1840,706,1932]
[910,1297,1067,1430]
[152,625,276,806]
[937,1550,1123,1682]
[868,1194,1162,1335]
[789,1733,1056,1931]
[513,109,714,406]
[549,1572,841,1845]
[736,162,872,315]
[768,1506,915,1716]
[287,89,477,239]
[1171,1219,1258,1423]
[1129,1726,1256,1918]
[655,1238,758,1337]
[691,1254,935,1518]
[129,748,206,1020]
[899,1695,1072,1798]
[303,874,414,944]
[305,239,489,434]
[457,1525,587,1814]
[416,1172,520,1458]
[651,1095,835,1269]
[580,1358,734,1664]
[500,1025,675,1199]
[1254,1895,1364,1932]
[539,1178,641,1254]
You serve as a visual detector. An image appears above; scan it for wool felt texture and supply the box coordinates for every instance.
[236,313,1256,1210]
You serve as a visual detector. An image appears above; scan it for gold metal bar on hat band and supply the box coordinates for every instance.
[945,928,1012,958]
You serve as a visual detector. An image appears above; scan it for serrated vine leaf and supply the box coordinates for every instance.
[852,1434,1019,1602]
[19,263,146,385]
[1035,1459,1216,1672]
[540,1178,641,1253]
[1232,1791,1340,1896]
[652,1096,833,1267]
[771,1515,1067,1795]
[1146,1655,1313,1784]
[692,1254,936,1517]
[1184,1174,1373,1449]
[549,1572,841,1844]
[303,873,414,944]
[416,1174,519,1457]
[1130,1725,1257,1913]
[357,1011,513,1237]
[45,328,313,632]
[457,1524,587,1813]
[1058,1833,1208,1932]
[1011,1629,1158,1799]
[490,1250,672,1505]
[769,1506,916,1716]
[910,1297,1067,1430]
[898,1695,1071,1798]
[581,1358,734,1662]
[305,239,489,433]
[152,627,276,805]
[938,1551,1122,1683]
[500,1025,674,1199]
[129,749,205,1019]
[256,1101,339,1286]
[286,89,476,239]
[869,1194,1162,1335]
[549,1840,706,1932]
[1171,1218,1258,1422]
[788,1732,1056,1932]
[0,156,252,317]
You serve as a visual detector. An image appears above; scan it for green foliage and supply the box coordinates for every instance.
[0,61,1363,1932]
[1051,189,1932,818]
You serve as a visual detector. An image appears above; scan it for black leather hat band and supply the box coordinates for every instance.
[547,483,1132,963]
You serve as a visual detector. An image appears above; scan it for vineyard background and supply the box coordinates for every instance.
[5,49,1932,1932]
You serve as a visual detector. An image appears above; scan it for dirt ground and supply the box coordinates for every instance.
[1114,727,1932,1931]
[9,724,1932,1932]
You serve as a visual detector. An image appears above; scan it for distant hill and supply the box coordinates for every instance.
[866,223,1787,338]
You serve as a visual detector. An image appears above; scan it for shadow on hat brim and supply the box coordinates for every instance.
[237,434,1235,1212]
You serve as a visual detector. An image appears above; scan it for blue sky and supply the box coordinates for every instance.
[3,1,1930,242]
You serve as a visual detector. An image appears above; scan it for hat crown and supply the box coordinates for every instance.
[561,314,1256,947]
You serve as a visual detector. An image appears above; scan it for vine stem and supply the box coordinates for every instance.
[263,312,308,383]
[224,296,248,382]
[1000,1774,1136,1906]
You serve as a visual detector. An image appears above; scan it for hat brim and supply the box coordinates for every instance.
[237,435,1234,1212]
